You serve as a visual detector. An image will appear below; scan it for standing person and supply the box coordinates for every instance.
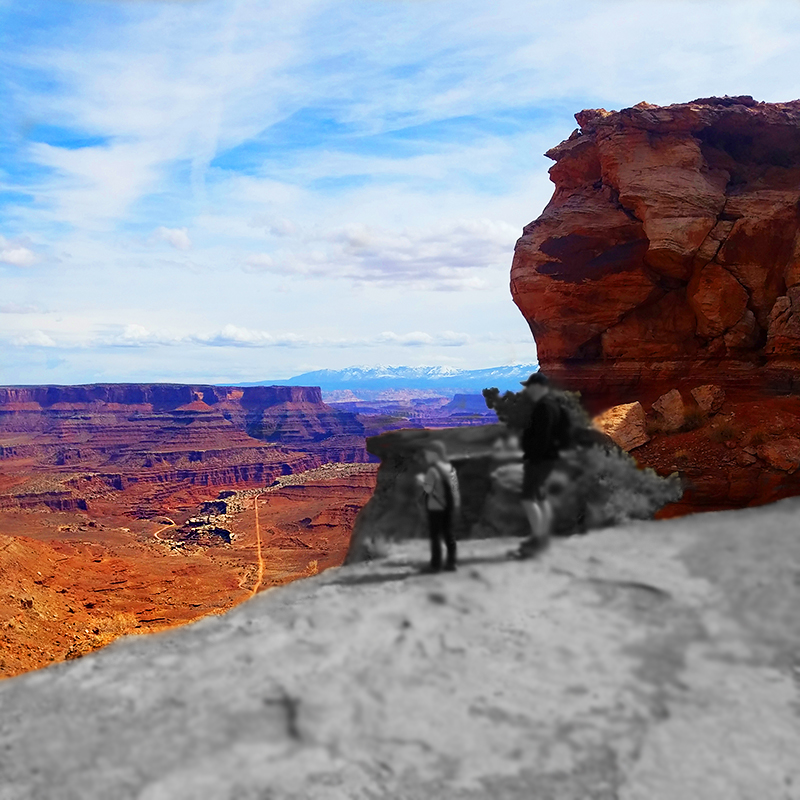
[517,373,568,556]
[417,440,461,572]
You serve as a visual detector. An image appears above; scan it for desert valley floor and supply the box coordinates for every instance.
[0,462,377,678]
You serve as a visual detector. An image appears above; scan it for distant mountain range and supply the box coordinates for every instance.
[242,365,538,395]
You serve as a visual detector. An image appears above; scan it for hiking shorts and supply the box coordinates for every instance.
[522,459,558,500]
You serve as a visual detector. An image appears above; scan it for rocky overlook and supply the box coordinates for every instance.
[511,96,800,411]
[2,500,799,798]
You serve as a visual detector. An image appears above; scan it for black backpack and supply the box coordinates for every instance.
[551,394,578,451]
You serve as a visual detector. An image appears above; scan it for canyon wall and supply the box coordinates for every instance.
[511,96,800,411]
[0,383,368,515]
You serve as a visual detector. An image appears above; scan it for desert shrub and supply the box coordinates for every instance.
[483,386,591,434]
[681,407,706,432]
[645,417,663,436]
[565,446,683,529]
[749,428,769,447]
[483,384,683,531]
[707,420,738,443]
[672,448,690,465]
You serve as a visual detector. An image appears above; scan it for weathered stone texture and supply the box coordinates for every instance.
[652,389,685,432]
[592,401,649,451]
[511,97,800,406]
[690,384,726,415]
[757,438,800,472]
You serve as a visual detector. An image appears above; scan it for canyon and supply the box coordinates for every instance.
[511,96,800,510]
[0,379,523,678]
[0,384,376,677]
[0,383,367,516]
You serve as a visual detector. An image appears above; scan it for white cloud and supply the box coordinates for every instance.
[89,323,473,350]
[155,226,192,250]
[0,303,42,314]
[248,216,297,237]
[0,236,38,267]
[243,253,276,272]
[240,217,518,288]
[12,330,56,347]
[375,330,471,347]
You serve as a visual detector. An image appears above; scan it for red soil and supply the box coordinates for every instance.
[0,465,377,679]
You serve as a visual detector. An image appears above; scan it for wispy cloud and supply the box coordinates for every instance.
[6,322,473,351]
[11,330,55,347]
[240,217,517,290]
[2,0,799,382]
[154,226,192,250]
[0,303,42,314]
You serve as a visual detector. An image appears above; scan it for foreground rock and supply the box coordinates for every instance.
[511,96,800,410]
[1,500,799,798]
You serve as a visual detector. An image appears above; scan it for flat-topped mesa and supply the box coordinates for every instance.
[0,383,323,410]
[0,383,367,512]
[511,96,800,412]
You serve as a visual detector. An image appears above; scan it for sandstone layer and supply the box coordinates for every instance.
[2,501,799,798]
[0,383,367,516]
[511,96,800,411]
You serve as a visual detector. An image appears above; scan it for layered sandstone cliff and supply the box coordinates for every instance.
[0,384,367,514]
[511,96,800,411]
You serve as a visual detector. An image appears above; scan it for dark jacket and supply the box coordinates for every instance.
[521,394,562,462]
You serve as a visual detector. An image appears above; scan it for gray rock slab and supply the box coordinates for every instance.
[2,500,800,799]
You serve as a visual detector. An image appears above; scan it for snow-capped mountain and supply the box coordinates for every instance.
[244,364,538,394]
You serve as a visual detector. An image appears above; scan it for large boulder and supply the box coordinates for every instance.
[592,402,649,451]
[757,438,800,473]
[511,97,800,410]
[691,384,726,415]
[651,389,685,433]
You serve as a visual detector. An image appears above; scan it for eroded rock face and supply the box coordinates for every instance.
[592,402,649,451]
[0,383,367,514]
[511,97,800,410]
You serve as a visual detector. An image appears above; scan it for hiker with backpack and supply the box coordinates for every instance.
[417,440,461,572]
[516,372,574,556]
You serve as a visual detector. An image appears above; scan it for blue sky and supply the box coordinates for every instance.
[1,0,799,384]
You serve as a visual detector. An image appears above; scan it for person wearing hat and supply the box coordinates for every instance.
[517,372,563,554]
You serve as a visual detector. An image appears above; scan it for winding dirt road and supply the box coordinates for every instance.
[152,518,176,542]
[250,494,266,596]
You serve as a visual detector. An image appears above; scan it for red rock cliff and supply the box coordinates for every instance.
[0,383,367,514]
[511,96,800,411]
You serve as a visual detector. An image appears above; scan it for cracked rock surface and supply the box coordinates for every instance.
[511,96,800,411]
[2,498,800,799]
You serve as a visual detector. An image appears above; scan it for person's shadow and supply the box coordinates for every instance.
[324,548,518,588]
